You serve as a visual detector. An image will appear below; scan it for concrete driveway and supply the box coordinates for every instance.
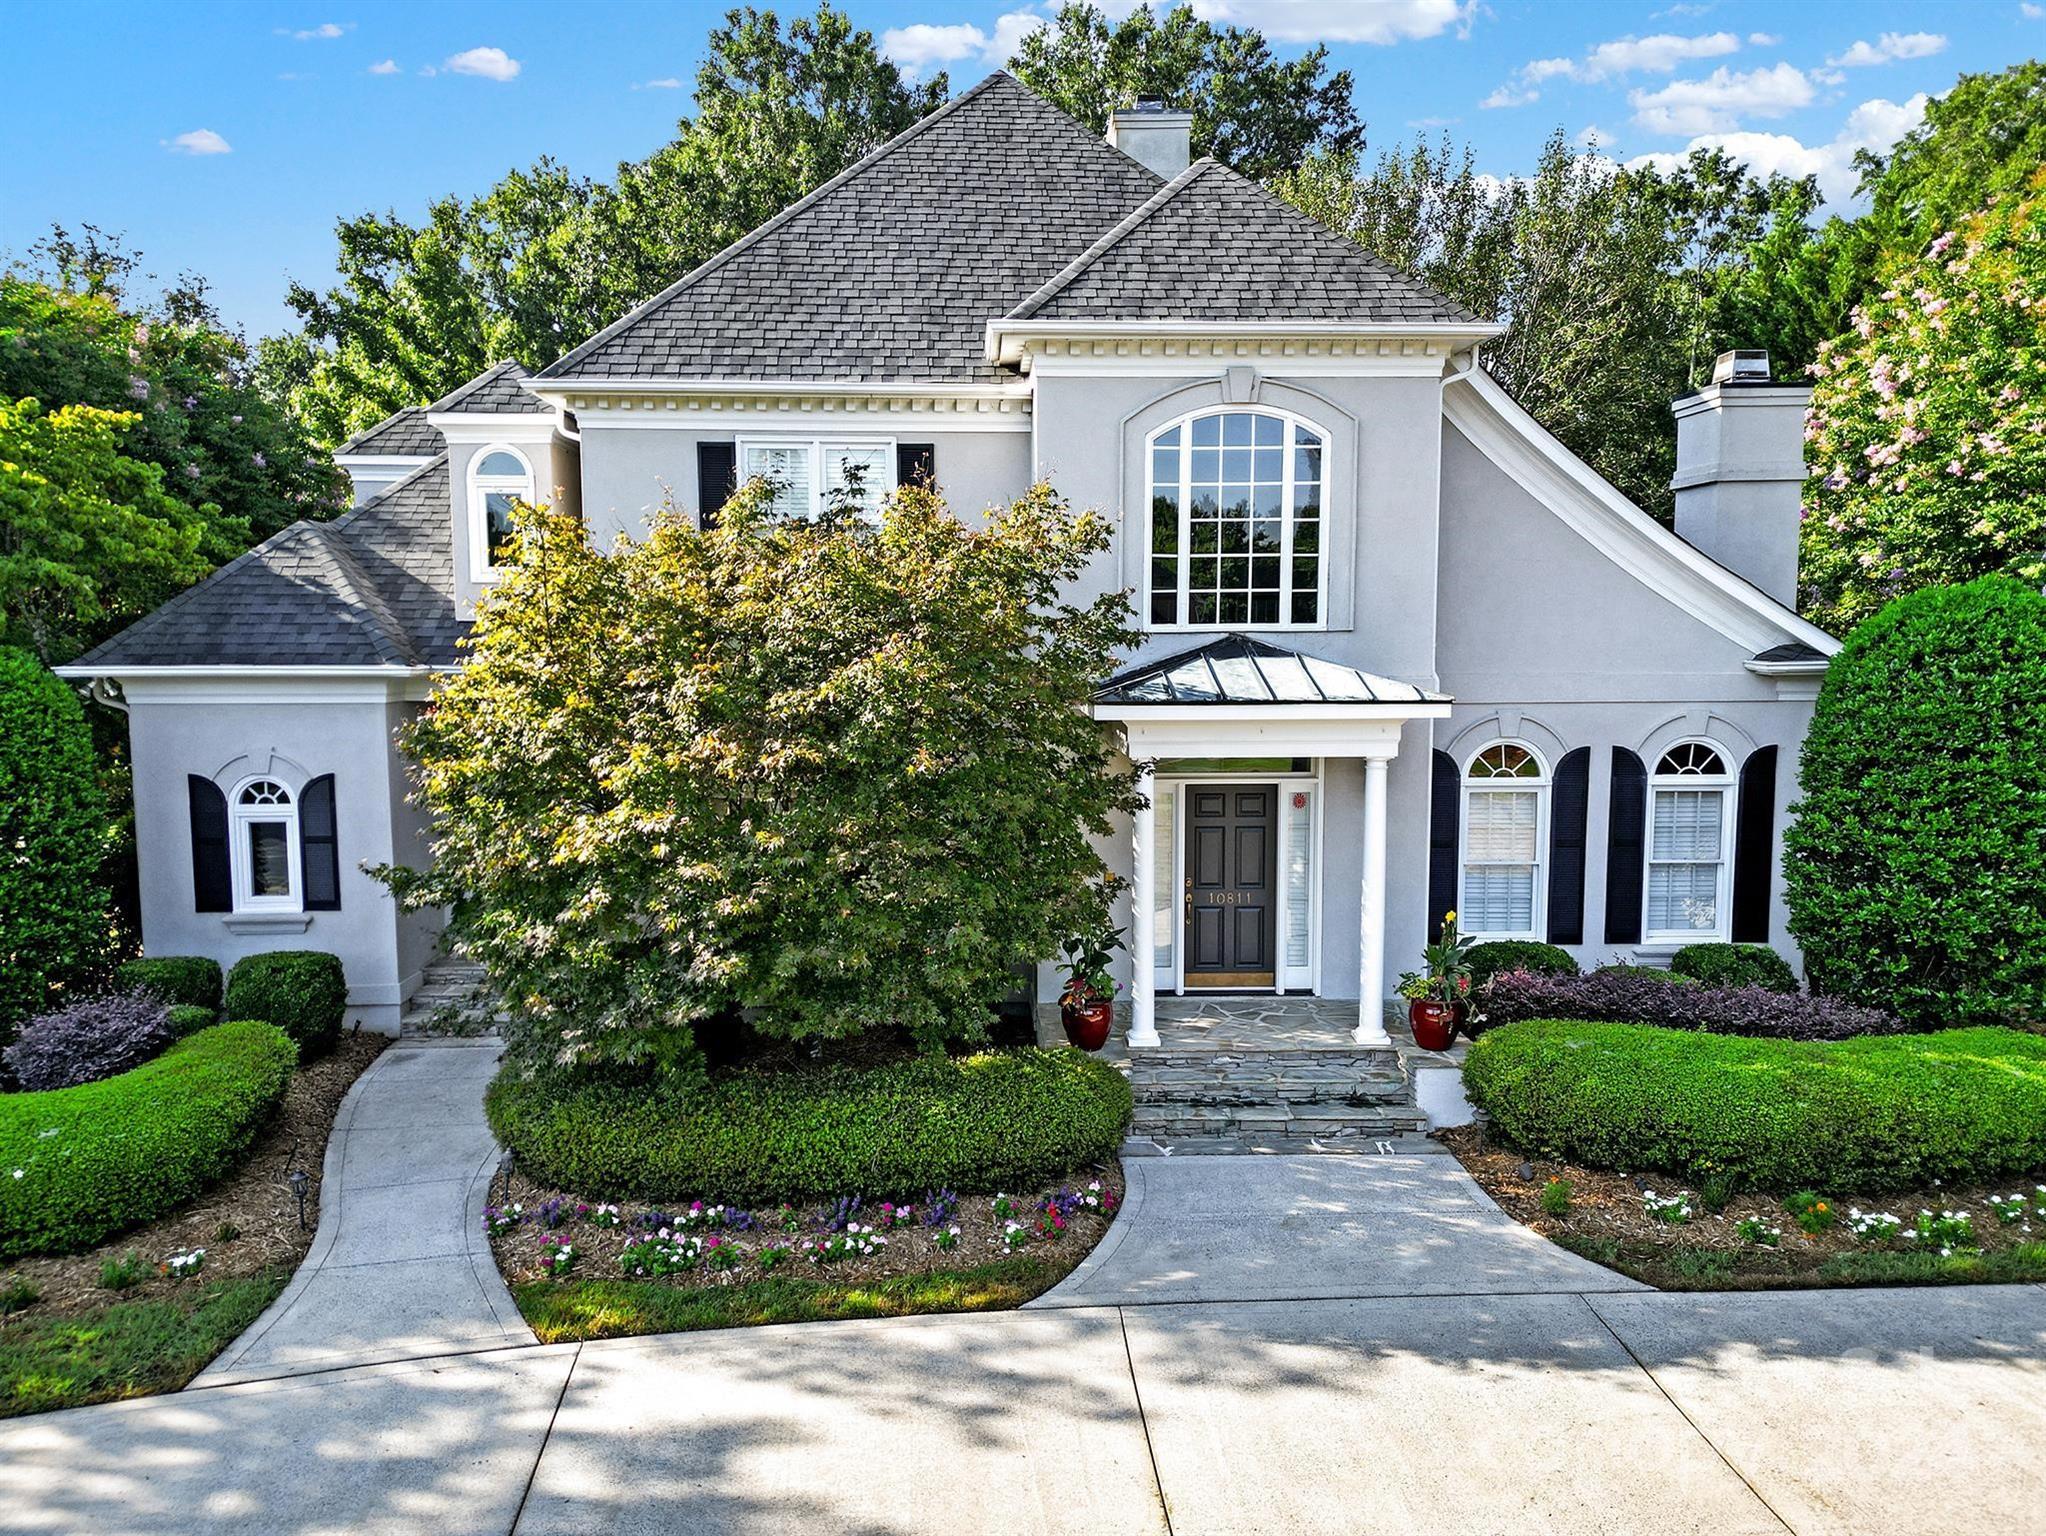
[5,1154,2046,1535]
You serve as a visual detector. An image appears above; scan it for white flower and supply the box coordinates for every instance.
[10,1169,21,1180]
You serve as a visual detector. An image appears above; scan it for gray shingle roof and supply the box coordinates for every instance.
[1096,634,1448,707]
[1010,159,1478,326]
[429,360,547,414]
[335,406,442,458]
[72,456,466,670]
[538,73,1164,384]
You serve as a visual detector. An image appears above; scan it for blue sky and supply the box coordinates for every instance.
[2,1,2035,340]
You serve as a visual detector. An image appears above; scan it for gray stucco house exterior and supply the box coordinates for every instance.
[59,73,1835,1042]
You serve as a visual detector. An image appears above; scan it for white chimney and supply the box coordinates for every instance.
[1107,99,1192,179]
[1670,350,1811,609]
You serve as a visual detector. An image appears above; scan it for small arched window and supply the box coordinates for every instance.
[469,447,534,579]
[1646,741,1735,940]
[1460,743,1547,939]
[230,777,300,911]
[1147,408,1325,629]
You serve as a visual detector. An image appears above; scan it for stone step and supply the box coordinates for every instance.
[1122,1131,1446,1158]
[1130,1048,1401,1071]
[1131,1076,1412,1106]
[1129,1105,1427,1141]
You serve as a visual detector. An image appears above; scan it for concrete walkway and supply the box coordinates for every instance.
[196,1037,534,1385]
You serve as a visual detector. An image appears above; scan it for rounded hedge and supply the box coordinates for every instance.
[0,1020,297,1259]
[166,1004,217,1037]
[1786,576,2046,1028]
[488,1048,1133,1203]
[1464,1020,2046,1192]
[1466,940,1579,988]
[1668,943,1798,994]
[116,956,223,1013]
[225,951,347,1058]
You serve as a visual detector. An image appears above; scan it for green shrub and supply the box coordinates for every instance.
[488,1048,1132,1204]
[0,648,109,1039]
[1539,1177,1572,1217]
[1786,577,2046,1028]
[165,1005,216,1037]
[1669,943,1798,993]
[115,957,222,1012]
[1464,1020,2046,1192]
[224,952,346,1057]
[0,1021,296,1260]
[1466,941,1579,988]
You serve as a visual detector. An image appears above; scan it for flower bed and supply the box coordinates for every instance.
[1470,967,1899,1040]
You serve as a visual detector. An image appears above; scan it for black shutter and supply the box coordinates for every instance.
[1546,747,1590,946]
[1427,749,1459,942]
[188,776,230,913]
[1731,746,1778,943]
[696,442,737,529]
[896,442,935,489]
[1603,747,1648,945]
[301,774,340,912]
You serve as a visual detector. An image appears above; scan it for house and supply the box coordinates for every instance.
[58,73,1834,1042]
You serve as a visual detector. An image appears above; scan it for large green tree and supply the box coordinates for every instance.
[388,482,1139,1073]
[1007,2,1361,180]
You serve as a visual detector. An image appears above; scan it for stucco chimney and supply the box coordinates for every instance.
[1670,350,1811,608]
[1107,99,1192,179]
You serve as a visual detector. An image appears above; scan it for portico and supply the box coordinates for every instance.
[1092,635,1451,1050]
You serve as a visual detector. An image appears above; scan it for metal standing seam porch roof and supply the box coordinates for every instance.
[1093,634,1449,709]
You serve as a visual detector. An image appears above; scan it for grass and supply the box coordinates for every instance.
[1554,1234,2046,1292]
[514,1256,1065,1343]
[0,1269,288,1417]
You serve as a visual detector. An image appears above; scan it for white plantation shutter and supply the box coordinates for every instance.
[1284,791,1312,969]
[824,444,891,517]
[1649,787,1725,932]
[1463,789,1539,935]
[743,444,813,519]
[1152,788,1176,976]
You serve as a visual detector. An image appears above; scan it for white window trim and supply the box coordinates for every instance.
[468,444,535,584]
[1643,741,1737,944]
[735,436,897,522]
[1459,742,1549,943]
[1143,406,1331,634]
[229,776,302,914]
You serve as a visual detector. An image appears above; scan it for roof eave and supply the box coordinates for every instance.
[1092,701,1452,722]
[1743,658,1829,678]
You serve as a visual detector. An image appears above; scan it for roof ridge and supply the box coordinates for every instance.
[538,72,1120,381]
[428,360,528,414]
[303,524,418,666]
[1006,158,1219,322]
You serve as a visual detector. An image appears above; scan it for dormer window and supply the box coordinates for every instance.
[739,438,895,521]
[469,446,534,581]
[1146,408,1325,629]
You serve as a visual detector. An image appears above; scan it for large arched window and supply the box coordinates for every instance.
[1646,741,1735,941]
[230,777,300,911]
[469,446,534,580]
[1461,743,1547,939]
[1147,408,1325,629]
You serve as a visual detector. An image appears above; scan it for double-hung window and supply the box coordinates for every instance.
[738,438,894,521]
[1461,744,1546,939]
[1148,409,1325,628]
[469,447,534,580]
[1646,742,1735,940]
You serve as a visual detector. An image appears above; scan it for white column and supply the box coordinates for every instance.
[1354,754,1392,1046]
[1129,771,1160,1048]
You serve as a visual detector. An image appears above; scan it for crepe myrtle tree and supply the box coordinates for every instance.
[384,479,1141,1073]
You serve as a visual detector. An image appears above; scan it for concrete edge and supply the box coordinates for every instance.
[465,1135,539,1344]
[1024,1156,1149,1308]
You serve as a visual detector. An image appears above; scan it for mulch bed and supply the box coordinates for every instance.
[1441,1122,2046,1288]
[0,1031,387,1323]
[487,1159,1125,1293]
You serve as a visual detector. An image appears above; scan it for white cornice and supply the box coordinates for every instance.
[53,665,437,705]
[334,453,437,468]
[1445,369,1838,659]
[533,382,1033,433]
[988,320,1502,370]
[427,412,564,442]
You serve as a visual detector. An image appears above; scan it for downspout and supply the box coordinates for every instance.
[85,676,128,715]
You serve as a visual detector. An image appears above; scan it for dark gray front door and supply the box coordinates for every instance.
[1184,785,1277,988]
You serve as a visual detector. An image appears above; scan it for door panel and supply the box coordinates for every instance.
[1184,785,1278,987]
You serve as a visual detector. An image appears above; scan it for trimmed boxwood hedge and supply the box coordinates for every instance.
[1669,942,1798,994]
[1463,1020,2046,1192]
[1466,940,1579,988]
[488,1048,1133,1203]
[115,957,223,1013]
[0,1021,297,1259]
[225,952,346,1058]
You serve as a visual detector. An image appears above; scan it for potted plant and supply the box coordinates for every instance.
[1397,909,1475,1051]
[1058,921,1125,1052]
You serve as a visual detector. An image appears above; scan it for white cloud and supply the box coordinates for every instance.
[1629,62,1813,135]
[278,22,349,41]
[633,77,683,90]
[445,46,521,82]
[163,128,232,156]
[1828,32,1946,67]
[1480,83,1539,110]
[1185,0,1474,44]
[1629,93,1927,206]
[880,11,1046,76]
[368,58,399,75]
[2026,3,2045,19]
[1407,114,1460,128]
[1748,33,1778,47]
[1485,30,1741,111]
[1577,123,1615,148]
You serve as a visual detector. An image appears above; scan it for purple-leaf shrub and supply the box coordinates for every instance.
[4,994,179,1091]
[1471,967,1904,1042]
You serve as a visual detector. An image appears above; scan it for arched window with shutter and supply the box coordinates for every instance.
[1459,743,1548,940]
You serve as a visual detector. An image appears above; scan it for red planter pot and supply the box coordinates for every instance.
[1061,998,1113,1052]
[1408,999,1458,1052]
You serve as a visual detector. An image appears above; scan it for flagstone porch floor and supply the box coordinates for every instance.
[1035,995,1468,1070]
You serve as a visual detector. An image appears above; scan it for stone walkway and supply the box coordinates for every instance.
[195,1037,533,1385]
